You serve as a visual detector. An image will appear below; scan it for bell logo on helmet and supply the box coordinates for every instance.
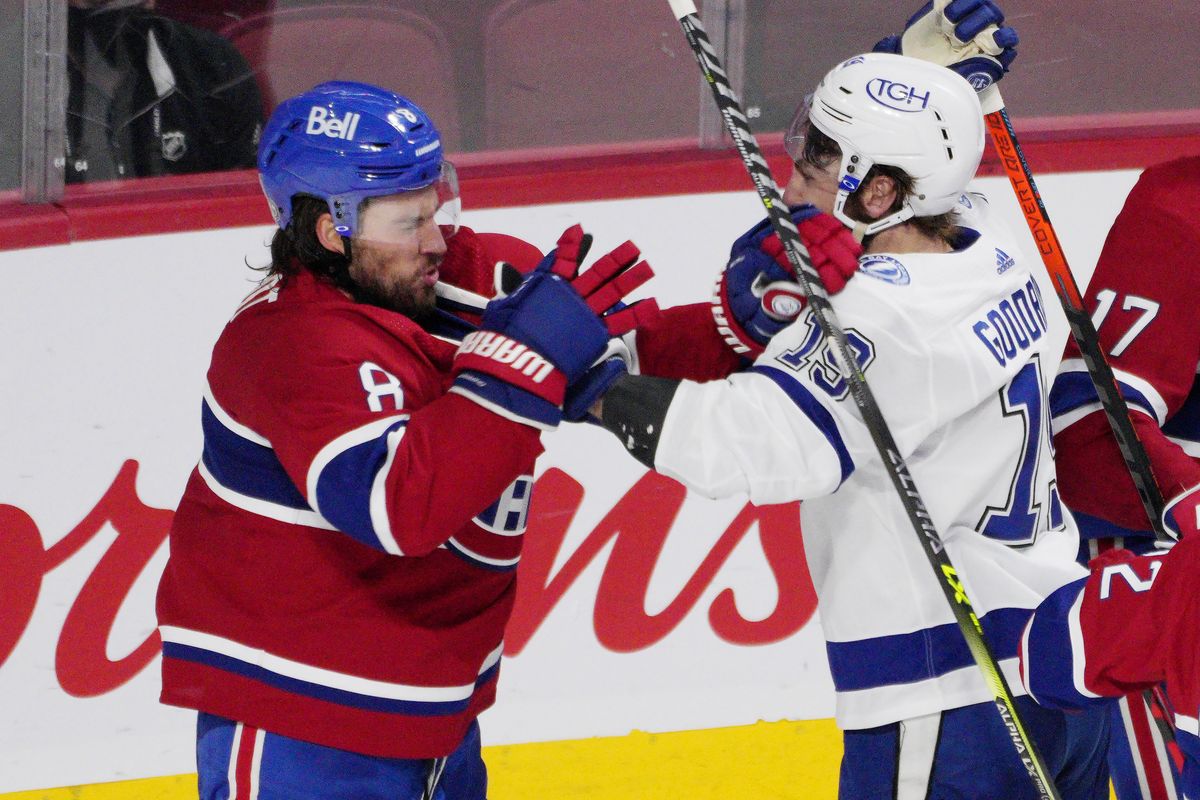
[866,78,931,113]
[305,106,361,141]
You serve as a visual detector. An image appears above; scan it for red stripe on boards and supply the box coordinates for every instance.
[4,121,1200,252]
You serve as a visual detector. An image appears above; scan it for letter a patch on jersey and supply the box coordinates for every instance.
[359,362,404,412]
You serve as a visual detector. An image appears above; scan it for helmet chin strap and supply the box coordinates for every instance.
[832,187,916,243]
[829,147,918,243]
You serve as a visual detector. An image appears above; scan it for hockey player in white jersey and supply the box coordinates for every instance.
[596,52,1110,798]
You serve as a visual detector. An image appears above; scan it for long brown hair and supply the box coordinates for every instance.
[261,195,357,295]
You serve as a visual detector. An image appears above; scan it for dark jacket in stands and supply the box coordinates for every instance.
[66,6,263,183]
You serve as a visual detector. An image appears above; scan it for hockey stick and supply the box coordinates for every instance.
[981,85,1181,756]
[664,2,1060,797]
[981,92,1170,542]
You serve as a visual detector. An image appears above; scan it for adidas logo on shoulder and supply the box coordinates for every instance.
[995,248,1015,275]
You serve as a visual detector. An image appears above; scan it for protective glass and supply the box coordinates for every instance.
[435,160,461,236]
[353,161,461,248]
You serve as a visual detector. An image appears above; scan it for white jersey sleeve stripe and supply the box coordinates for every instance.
[368,424,409,556]
[205,383,270,445]
[198,460,337,531]
[199,397,336,530]
[1067,587,1104,700]
[1051,358,1169,428]
[306,415,411,552]
[159,625,476,702]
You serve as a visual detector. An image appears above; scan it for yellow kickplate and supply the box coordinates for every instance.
[0,719,843,800]
[488,719,842,799]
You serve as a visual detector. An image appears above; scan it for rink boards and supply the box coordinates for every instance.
[0,172,1136,796]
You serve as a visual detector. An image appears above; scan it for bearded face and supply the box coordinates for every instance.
[346,187,446,321]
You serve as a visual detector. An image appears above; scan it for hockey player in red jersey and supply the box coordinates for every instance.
[1047,156,1200,799]
[1020,537,1200,799]
[155,80,668,800]
[1050,155,1200,545]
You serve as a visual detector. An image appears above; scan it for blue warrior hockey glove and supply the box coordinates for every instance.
[453,225,655,428]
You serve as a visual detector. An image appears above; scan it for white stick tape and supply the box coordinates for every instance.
[668,0,698,19]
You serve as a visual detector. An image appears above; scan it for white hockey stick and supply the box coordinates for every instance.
[664,2,1060,797]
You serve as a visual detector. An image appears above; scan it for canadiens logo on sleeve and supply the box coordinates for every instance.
[858,255,910,286]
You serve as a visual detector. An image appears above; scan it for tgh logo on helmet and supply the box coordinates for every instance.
[866,78,932,113]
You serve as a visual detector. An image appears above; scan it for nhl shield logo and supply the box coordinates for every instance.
[161,130,187,162]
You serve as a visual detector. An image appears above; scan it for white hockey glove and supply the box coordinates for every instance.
[874,0,1018,111]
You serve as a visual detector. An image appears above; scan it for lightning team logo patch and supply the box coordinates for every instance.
[859,255,910,286]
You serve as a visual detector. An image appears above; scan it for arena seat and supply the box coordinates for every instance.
[219,4,461,150]
[481,0,697,150]
[153,0,273,35]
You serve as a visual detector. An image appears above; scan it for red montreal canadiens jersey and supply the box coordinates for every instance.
[1020,537,1200,798]
[157,228,548,758]
[1050,157,1200,537]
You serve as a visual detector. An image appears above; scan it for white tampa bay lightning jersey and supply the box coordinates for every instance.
[655,194,1087,729]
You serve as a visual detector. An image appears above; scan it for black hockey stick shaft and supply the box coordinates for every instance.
[983,93,1180,753]
[984,105,1169,540]
[665,2,1059,797]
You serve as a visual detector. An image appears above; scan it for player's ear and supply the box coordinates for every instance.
[315,212,346,255]
[859,174,899,221]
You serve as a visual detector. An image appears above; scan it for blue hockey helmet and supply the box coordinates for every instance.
[257,80,459,238]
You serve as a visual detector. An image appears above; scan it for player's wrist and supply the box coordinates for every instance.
[450,371,563,430]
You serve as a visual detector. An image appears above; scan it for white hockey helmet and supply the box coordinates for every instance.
[785,52,985,236]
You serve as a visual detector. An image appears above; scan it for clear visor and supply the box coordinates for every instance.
[355,161,461,248]
[783,94,814,164]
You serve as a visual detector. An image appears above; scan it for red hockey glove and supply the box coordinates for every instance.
[713,206,862,357]
[1163,483,1200,540]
